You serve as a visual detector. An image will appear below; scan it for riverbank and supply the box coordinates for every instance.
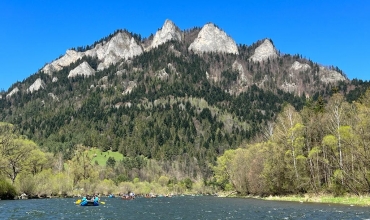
[217,191,370,206]
[263,193,370,207]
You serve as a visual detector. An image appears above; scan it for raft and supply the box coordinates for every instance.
[80,200,99,206]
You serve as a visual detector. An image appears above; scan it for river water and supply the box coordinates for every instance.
[1,195,370,219]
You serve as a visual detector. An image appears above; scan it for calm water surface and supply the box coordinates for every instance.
[1,196,370,219]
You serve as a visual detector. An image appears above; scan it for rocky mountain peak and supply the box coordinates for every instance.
[96,32,143,70]
[188,23,239,54]
[249,39,278,62]
[148,19,182,50]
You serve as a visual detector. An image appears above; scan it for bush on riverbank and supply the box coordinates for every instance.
[0,178,17,200]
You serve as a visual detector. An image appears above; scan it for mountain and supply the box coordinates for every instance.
[0,19,367,179]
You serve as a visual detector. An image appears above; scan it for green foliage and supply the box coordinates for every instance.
[106,157,116,168]
[0,178,17,200]
[182,178,193,190]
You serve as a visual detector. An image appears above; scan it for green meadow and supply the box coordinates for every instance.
[88,148,124,166]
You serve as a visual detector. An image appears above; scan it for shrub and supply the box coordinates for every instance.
[0,178,17,200]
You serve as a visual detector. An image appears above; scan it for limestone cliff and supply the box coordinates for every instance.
[28,78,46,93]
[6,87,19,98]
[95,32,143,70]
[249,39,278,62]
[147,19,182,50]
[42,50,83,75]
[42,31,143,74]
[290,61,311,71]
[319,66,346,83]
[188,23,238,54]
[68,61,95,78]
[232,60,247,83]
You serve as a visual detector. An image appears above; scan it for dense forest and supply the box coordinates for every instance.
[1,26,370,198]
[214,90,370,196]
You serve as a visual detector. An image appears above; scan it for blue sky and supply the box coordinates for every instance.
[1,0,369,91]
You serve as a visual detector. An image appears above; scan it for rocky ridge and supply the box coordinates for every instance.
[42,32,143,74]
[43,50,83,74]
[4,19,348,99]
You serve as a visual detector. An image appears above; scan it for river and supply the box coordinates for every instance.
[1,195,369,219]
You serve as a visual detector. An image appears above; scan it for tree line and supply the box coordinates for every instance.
[214,89,370,196]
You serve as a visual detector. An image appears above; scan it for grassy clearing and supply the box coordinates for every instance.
[263,193,370,206]
[87,148,124,166]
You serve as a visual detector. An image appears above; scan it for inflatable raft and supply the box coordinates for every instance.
[79,196,99,206]
[80,200,99,206]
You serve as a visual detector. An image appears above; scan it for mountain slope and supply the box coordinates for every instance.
[0,19,363,179]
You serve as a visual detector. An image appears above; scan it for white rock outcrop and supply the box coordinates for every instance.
[28,78,46,93]
[188,23,239,54]
[148,19,182,50]
[290,61,311,71]
[156,68,169,80]
[122,81,137,95]
[48,93,59,101]
[249,39,278,62]
[167,63,178,74]
[319,66,346,83]
[6,87,19,98]
[95,32,143,70]
[43,50,84,75]
[99,76,108,84]
[281,81,297,93]
[232,60,247,83]
[42,32,143,74]
[68,62,95,78]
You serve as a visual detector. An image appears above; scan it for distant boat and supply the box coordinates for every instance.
[121,195,134,200]
[108,194,115,198]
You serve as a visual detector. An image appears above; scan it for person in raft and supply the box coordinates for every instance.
[93,195,99,202]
